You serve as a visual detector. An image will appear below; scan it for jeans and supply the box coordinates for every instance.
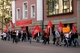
[74,38,79,46]
[64,38,69,47]
[29,37,32,43]
[13,37,16,43]
[7,35,10,41]
[36,36,40,42]
[22,36,27,42]
[53,36,56,44]
[71,40,74,46]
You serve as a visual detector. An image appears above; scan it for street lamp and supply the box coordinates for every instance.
[42,0,44,34]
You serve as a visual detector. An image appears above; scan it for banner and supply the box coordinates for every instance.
[63,26,70,33]
[58,21,64,33]
[3,29,7,33]
[72,24,77,33]
[22,26,26,31]
[47,21,53,29]
[32,25,41,38]
[45,27,49,36]
[6,24,8,29]
[16,19,32,26]
[10,20,15,28]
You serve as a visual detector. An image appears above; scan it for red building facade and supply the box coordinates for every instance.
[15,0,36,21]
[12,0,43,32]
[43,0,77,29]
[12,0,80,33]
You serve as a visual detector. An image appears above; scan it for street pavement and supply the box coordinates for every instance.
[0,39,80,53]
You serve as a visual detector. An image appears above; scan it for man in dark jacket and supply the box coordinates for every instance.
[12,30,16,43]
[74,32,79,47]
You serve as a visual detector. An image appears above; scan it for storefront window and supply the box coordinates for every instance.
[46,0,73,16]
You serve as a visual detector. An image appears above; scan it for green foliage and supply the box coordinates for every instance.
[0,0,12,25]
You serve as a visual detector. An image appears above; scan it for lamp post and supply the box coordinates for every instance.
[42,0,44,34]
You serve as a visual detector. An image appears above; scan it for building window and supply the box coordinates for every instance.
[23,2,28,19]
[46,0,73,16]
[16,8,20,20]
[31,4,35,18]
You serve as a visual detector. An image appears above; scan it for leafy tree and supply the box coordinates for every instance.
[0,0,12,25]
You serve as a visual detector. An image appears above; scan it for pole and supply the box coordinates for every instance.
[42,0,44,34]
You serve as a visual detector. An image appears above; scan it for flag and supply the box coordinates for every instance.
[32,25,41,38]
[6,24,8,29]
[22,26,26,31]
[3,29,7,33]
[47,21,53,29]
[32,30,38,38]
[10,20,15,28]
[35,25,41,32]
[72,24,77,33]
[45,21,52,38]
[45,27,49,34]
[58,22,64,33]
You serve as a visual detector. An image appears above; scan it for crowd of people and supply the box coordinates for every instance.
[0,29,80,47]
[51,29,80,47]
[1,30,32,44]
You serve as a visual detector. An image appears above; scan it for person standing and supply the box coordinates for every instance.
[45,31,50,44]
[55,29,61,46]
[42,31,46,45]
[15,30,19,43]
[22,31,27,42]
[64,33,70,47]
[74,32,79,47]
[36,32,41,43]
[7,31,11,41]
[12,30,16,43]
[2,32,7,41]
[1,32,4,40]
[18,31,21,41]
[28,31,32,44]
[52,30,56,44]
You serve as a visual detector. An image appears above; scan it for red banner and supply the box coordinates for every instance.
[3,29,7,33]
[32,25,41,38]
[45,27,49,34]
[16,19,32,26]
[58,22,64,33]
[47,21,53,29]
[10,20,15,28]
[22,26,26,31]
[6,24,8,29]
[45,27,50,38]
[72,24,77,33]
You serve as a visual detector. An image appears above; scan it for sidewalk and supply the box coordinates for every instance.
[32,38,80,45]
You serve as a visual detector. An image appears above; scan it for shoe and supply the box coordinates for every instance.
[53,43,55,45]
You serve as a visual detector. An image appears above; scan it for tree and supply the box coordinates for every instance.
[0,0,12,32]
[0,0,12,24]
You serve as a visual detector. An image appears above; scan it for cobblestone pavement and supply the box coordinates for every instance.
[0,39,80,53]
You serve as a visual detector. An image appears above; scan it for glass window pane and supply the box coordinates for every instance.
[18,9,20,19]
[25,11,27,18]
[46,0,73,16]
[24,3,27,10]
[23,2,28,19]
